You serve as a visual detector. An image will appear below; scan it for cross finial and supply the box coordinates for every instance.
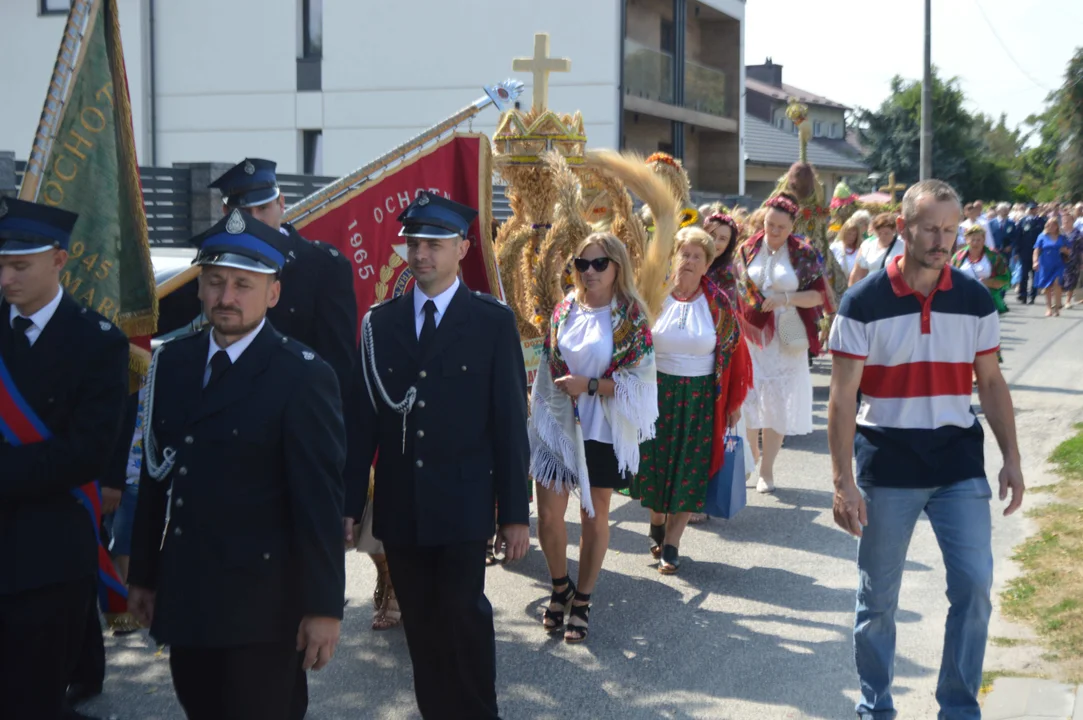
[878,171,909,203]
[511,33,572,113]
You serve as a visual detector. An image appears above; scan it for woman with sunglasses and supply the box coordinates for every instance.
[735,194,832,494]
[529,232,657,643]
[630,227,753,572]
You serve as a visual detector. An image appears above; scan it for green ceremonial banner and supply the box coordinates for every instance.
[20,0,157,349]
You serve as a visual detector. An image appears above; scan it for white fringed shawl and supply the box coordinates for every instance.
[528,294,658,517]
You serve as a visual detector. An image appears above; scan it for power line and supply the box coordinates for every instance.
[970,0,1052,92]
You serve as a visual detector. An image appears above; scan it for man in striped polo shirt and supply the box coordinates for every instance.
[827,179,1024,720]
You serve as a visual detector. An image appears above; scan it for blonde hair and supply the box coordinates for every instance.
[674,226,717,266]
[573,232,652,322]
[742,208,767,243]
[839,217,863,247]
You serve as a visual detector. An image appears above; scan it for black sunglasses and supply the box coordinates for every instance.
[573,256,612,273]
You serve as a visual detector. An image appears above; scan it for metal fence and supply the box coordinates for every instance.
[9,159,514,245]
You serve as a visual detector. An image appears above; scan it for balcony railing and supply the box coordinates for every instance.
[684,60,730,118]
[624,39,674,105]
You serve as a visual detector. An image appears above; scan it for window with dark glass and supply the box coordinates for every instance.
[303,130,323,175]
[302,0,322,58]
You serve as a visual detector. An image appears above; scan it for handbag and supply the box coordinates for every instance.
[703,436,747,519]
[777,307,809,352]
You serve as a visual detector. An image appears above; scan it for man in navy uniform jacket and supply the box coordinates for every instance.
[128,210,346,720]
[349,191,530,719]
[0,197,129,720]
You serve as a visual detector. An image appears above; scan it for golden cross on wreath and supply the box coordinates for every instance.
[512,33,572,113]
[879,172,909,203]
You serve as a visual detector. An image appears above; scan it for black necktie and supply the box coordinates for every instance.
[205,349,232,390]
[419,300,437,352]
[12,316,33,355]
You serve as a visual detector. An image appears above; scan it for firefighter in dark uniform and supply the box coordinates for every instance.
[156,158,357,401]
[1016,202,1046,304]
[0,198,130,720]
[127,210,347,720]
[347,191,530,720]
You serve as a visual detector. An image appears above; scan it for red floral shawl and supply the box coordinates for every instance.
[701,276,754,475]
[734,232,834,354]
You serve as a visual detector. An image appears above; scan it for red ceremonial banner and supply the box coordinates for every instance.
[293,133,499,320]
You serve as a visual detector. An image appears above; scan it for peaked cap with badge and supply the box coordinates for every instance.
[0,196,79,255]
[208,158,281,209]
[190,209,291,275]
[397,191,478,240]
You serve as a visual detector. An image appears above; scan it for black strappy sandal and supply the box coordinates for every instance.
[485,537,498,567]
[659,544,681,575]
[542,576,576,632]
[564,591,592,644]
[649,522,665,559]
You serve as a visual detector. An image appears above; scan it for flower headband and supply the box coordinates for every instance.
[705,212,739,237]
[765,195,799,218]
[645,152,681,169]
[964,223,987,237]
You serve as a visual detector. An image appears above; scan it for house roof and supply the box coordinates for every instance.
[744,115,869,172]
[746,77,849,111]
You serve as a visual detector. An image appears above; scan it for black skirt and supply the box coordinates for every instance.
[584,440,631,491]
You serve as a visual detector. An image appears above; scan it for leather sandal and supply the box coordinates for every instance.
[543,576,576,632]
[649,522,665,559]
[372,586,401,631]
[564,591,592,644]
[659,544,681,575]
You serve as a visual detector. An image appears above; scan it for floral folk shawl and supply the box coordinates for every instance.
[700,276,754,476]
[529,292,658,517]
[951,246,1011,313]
[706,261,738,304]
[734,232,834,354]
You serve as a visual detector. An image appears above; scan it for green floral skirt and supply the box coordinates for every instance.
[629,372,714,514]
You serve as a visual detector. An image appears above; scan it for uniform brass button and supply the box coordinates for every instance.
[416,459,424,468]
[175,498,183,507]
[174,527,182,536]
[178,466,188,476]
[263,552,271,560]
[289,307,296,313]
[184,436,194,445]
[419,370,427,379]
[281,337,288,344]
[388,368,393,374]
[417,400,426,408]
[462,365,467,372]
[232,429,239,436]
[417,430,425,438]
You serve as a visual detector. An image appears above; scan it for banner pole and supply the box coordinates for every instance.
[19,0,101,203]
[284,80,523,226]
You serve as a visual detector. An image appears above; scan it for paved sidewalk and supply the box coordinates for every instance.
[984,677,1083,720]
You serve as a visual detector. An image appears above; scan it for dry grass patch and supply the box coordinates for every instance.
[1001,424,1083,683]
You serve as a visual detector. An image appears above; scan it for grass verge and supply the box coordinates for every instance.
[1000,423,1083,683]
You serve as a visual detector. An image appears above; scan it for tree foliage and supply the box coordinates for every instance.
[856,50,1083,203]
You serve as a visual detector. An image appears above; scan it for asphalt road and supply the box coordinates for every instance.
[84,299,1083,720]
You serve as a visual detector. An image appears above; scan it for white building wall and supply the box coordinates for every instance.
[1,0,743,192]
[0,0,148,163]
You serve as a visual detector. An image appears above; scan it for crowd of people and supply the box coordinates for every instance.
[2,157,1035,720]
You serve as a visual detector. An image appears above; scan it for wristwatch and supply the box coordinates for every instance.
[587,378,599,396]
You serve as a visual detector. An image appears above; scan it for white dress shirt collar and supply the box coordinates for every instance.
[206,318,266,368]
[413,277,460,336]
[9,284,64,346]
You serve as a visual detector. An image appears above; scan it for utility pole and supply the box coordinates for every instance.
[920,0,933,180]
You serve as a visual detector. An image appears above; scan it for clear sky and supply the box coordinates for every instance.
[744,0,1081,131]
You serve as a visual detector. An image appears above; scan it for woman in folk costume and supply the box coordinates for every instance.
[530,149,677,643]
[630,226,753,573]
[953,223,1011,315]
[704,212,741,302]
[735,194,833,494]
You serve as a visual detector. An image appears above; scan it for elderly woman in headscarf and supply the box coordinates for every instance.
[953,222,1011,314]
[734,194,832,494]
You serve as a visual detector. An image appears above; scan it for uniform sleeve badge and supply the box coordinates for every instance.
[302,351,315,360]
[99,320,112,331]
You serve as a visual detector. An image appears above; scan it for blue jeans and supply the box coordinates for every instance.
[854,478,993,720]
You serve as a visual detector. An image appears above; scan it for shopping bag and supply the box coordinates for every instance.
[703,436,747,519]
[1010,256,1022,286]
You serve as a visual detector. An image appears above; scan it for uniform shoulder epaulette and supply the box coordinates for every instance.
[275,334,321,362]
[77,306,127,339]
[471,290,513,312]
[309,238,346,262]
